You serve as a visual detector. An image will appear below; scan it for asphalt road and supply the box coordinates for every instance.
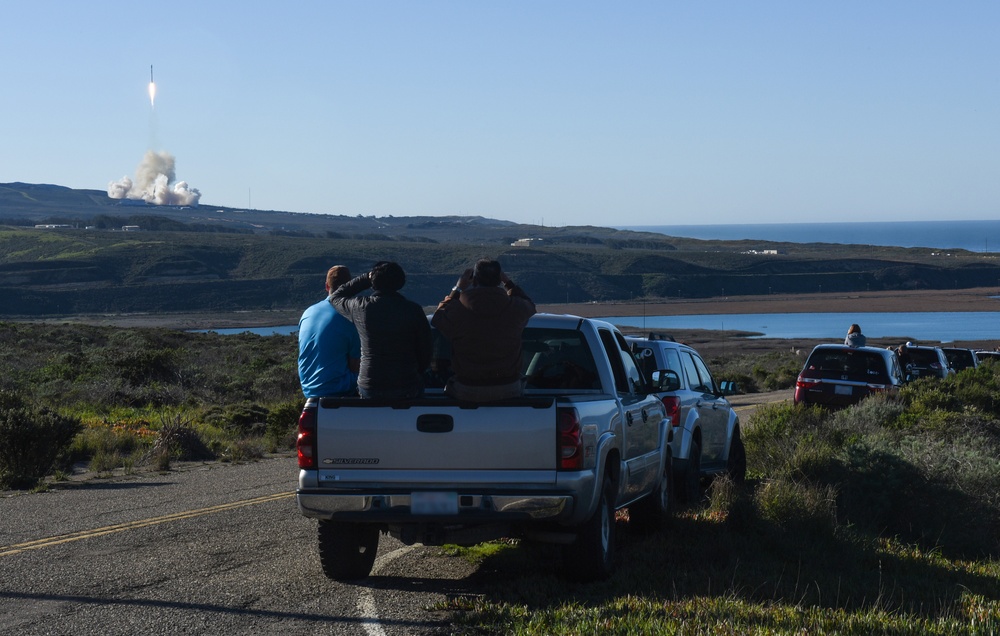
[0,394,788,635]
[0,458,476,635]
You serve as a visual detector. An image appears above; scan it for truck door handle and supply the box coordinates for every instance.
[626,411,634,426]
[641,409,649,423]
[416,414,454,433]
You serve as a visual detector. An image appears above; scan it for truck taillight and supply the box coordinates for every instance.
[557,407,582,471]
[297,406,318,470]
[661,396,681,427]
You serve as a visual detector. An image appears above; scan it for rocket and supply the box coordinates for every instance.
[150,65,153,83]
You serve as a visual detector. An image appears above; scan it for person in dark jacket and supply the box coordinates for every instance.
[431,259,536,401]
[330,261,432,399]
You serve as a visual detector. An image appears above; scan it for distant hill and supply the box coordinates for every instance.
[0,181,650,244]
[2,182,1000,318]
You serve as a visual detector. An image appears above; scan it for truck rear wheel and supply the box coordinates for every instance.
[564,475,615,581]
[317,520,379,581]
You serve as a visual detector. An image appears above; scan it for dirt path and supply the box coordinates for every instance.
[727,389,793,419]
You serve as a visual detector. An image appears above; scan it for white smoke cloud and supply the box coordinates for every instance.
[107,150,201,206]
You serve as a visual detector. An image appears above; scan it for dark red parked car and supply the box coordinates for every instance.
[795,344,905,408]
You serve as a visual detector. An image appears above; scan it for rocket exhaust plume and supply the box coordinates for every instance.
[148,65,156,108]
[106,67,199,206]
[107,150,201,206]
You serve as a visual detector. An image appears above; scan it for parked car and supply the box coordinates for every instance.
[903,345,953,379]
[626,335,744,504]
[794,344,904,408]
[941,347,978,373]
[976,350,1000,365]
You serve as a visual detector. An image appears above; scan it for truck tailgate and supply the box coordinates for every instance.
[315,396,557,472]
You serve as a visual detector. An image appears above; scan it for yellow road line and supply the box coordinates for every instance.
[0,491,294,558]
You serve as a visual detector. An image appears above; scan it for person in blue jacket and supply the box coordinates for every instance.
[297,266,361,397]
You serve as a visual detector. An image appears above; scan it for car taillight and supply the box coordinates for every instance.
[297,406,318,469]
[866,383,888,393]
[796,376,821,389]
[661,396,681,427]
[557,407,582,471]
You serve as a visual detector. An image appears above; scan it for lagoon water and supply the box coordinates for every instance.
[621,220,1000,253]
[601,312,1000,343]
[203,221,1000,340]
[207,311,1000,342]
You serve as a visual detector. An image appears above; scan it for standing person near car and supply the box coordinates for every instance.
[844,323,867,348]
[297,265,360,398]
[431,259,536,401]
[896,342,912,371]
[331,261,432,399]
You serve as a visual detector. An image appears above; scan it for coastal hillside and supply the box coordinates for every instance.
[2,182,999,317]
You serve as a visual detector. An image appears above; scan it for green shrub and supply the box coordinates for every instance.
[0,399,82,489]
[755,478,838,538]
[711,350,803,394]
[744,402,825,478]
[219,438,266,463]
[745,391,1000,556]
[266,399,303,442]
[146,414,214,463]
[203,402,269,435]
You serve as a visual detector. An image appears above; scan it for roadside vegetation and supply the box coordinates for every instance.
[3,320,999,631]
[0,322,299,490]
[0,320,800,489]
[441,366,1000,634]
[707,348,803,393]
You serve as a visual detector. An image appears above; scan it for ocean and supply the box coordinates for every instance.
[620,220,1000,253]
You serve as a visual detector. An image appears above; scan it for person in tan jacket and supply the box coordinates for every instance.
[431,259,536,402]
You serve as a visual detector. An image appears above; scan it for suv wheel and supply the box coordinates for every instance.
[726,427,747,484]
[679,438,702,505]
[630,451,673,531]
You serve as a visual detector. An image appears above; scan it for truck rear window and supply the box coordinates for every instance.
[522,328,600,390]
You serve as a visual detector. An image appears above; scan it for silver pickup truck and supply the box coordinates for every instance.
[296,314,670,581]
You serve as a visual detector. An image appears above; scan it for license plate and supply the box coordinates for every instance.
[834,385,853,396]
[411,491,458,515]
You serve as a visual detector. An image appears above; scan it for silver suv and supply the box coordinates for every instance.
[626,335,745,504]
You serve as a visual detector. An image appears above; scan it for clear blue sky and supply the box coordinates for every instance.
[2,1,998,226]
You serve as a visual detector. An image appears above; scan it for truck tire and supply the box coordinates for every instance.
[679,438,702,505]
[726,427,747,485]
[564,474,616,581]
[629,452,673,531]
[317,520,380,581]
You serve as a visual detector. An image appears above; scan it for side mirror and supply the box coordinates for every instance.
[650,369,681,392]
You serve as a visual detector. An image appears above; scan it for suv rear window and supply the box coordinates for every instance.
[632,345,682,384]
[804,349,889,383]
[908,349,940,366]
